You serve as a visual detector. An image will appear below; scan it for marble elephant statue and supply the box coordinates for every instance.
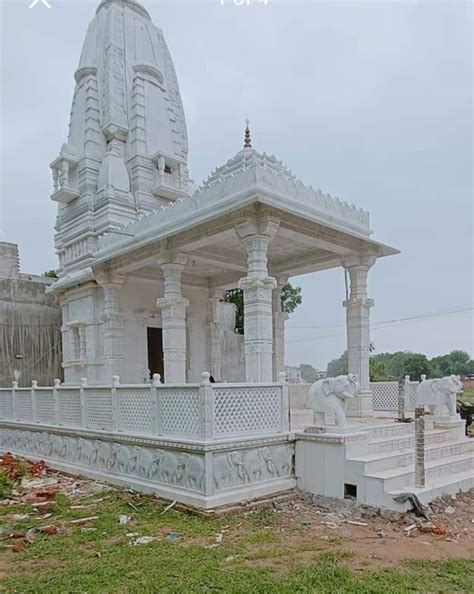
[305,374,360,427]
[416,375,463,416]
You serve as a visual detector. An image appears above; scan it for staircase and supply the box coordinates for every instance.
[345,420,474,511]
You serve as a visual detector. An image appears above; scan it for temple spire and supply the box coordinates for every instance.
[244,119,252,149]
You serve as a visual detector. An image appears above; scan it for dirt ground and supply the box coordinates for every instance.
[266,491,474,570]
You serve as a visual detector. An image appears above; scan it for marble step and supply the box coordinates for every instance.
[367,429,455,454]
[387,469,474,506]
[348,439,474,473]
[367,452,474,491]
[364,423,415,440]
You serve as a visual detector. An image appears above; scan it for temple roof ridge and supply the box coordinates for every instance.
[96,145,371,254]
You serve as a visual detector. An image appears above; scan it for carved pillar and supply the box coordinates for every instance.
[272,276,289,381]
[236,214,280,383]
[343,255,376,417]
[99,275,126,381]
[156,252,189,383]
[208,292,223,382]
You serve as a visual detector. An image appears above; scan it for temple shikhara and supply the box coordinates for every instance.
[1,0,471,512]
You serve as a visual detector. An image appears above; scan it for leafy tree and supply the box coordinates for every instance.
[327,351,348,376]
[43,270,58,279]
[299,363,321,383]
[326,349,474,381]
[430,351,472,377]
[280,283,302,314]
[369,358,391,382]
[223,282,302,335]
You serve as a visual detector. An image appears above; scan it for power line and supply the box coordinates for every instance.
[286,305,473,344]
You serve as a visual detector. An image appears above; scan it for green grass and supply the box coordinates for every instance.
[459,388,474,404]
[1,491,473,593]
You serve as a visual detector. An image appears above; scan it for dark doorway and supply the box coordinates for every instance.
[147,327,164,381]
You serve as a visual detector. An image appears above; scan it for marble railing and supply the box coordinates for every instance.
[0,373,289,442]
[370,379,419,412]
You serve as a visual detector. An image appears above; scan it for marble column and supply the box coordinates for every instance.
[236,214,279,383]
[343,255,376,417]
[99,275,126,381]
[208,292,223,382]
[272,276,289,381]
[156,252,189,383]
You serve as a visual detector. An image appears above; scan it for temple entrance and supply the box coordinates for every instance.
[147,327,164,381]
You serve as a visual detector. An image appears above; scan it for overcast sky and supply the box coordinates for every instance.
[1,0,472,369]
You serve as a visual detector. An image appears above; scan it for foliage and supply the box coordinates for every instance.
[43,270,58,278]
[382,352,432,382]
[327,351,348,377]
[299,363,322,383]
[223,283,302,335]
[280,283,302,314]
[430,350,474,377]
[0,469,14,499]
[222,289,244,335]
[326,349,474,382]
[369,358,393,382]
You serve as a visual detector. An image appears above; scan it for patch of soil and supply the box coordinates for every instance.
[264,491,474,569]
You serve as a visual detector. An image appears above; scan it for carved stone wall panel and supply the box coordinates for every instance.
[212,443,294,492]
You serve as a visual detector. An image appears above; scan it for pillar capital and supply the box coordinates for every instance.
[94,270,127,287]
[342,253,377,271]
[343,297,375,310]
[157,249,188,269]
[234,212,280,244]
[238,276,277,292]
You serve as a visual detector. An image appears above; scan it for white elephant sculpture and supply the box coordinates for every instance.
[305,374,359,427]
[416,374,462,416]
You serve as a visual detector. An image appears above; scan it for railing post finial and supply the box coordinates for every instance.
[152,373,161,386]
[201,371,211,385]
[112,375,120,387]
[279,372,287,384]
[80,377,88,388]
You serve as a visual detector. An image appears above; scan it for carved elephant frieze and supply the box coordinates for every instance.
[176,453,204,491]
[271,445,293,477]
[213,451,245,490]
[155,450,179,485]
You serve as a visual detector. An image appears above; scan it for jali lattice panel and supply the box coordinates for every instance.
[0,391,13,420]
[57,388,82,427]
[159,388,201,437]
[35,389,55,424]
[85,388,114,430]
[117,387,154,434]
[370,382,399,411]
[213,386,282,437]
[14,389,33,422]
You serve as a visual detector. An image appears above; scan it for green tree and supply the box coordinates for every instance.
[430,350,472,377]
[299,363,320,383]
[223,282,302,335]
[280,283,302,314]
[43,270,58,279]
[327,351,348,376]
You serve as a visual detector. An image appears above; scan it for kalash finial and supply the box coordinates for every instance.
[244,119,252,149]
